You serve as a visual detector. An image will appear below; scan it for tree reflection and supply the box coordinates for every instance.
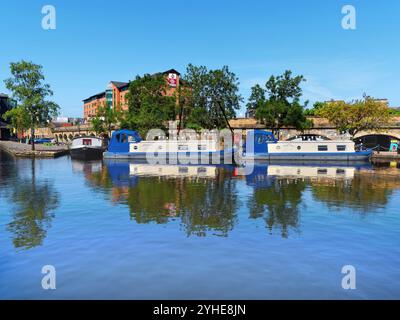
[0,150,17,189]
[311,169,400,212]
[6,160,59,249]
[126,169,238,237]
[84,162,238,237]
[248,179,306,238]
[178,172,237,237]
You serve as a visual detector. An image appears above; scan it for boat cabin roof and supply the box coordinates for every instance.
[72,136,103,141]
[71,136,104,147]
[251,130,278,142]
[111,130,142,143]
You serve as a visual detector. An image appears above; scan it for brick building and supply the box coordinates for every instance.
[83,69,181,120]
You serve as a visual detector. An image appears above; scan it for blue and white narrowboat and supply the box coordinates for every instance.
[242,130,372,161]
[103,130,234,162]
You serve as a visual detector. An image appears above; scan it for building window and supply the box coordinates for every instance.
[106,89,113,107]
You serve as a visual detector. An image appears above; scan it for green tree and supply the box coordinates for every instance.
[388,107,400,116]
[316,95,391,137]
[182,64,242,130]
[123,73,176,137]
[304,101,327,116]
[2,106,30,140]
[73,119,81,136]
[91,116,106,136]
[4,60,59,150]
[91,102,121,137]
[247,70,311,137]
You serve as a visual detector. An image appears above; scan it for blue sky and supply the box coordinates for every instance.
[0,0,399,117]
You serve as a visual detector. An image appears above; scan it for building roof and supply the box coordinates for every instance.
[110,81,129,89]
[162,68,180,76]
[83,91,106,103]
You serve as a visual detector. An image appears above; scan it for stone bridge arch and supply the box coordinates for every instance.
[354,131,400,151]
[354,131,400,140]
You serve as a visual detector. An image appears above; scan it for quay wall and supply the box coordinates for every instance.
[0,141,69,158]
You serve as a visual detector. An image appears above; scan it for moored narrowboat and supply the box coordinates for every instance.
[241,130,372,161]
[70,136,106,160]
[103,130,234,163]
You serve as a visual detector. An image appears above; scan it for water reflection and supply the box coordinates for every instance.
[77,160,400,238]
[7,177,59,249]
[0,150,17,188]
[1,152,59,249]
[77,160,238,237]
[246,165,306,237]
[311,167,399,212]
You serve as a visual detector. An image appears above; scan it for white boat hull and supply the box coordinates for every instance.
[241,151,372,161]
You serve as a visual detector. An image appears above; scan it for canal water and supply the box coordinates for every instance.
[0,149,399,299]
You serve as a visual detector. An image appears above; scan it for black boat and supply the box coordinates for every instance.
[70,136,106,160]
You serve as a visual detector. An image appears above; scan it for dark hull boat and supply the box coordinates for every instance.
[70,136,106,161]
[70,146,105,160]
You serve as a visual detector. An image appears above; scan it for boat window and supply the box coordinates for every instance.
[178,145,188,151]
[318,145,328,151]
[179,167,189,174]
[197,167,207,174]
[337,145,346,151]
[336,169,345,175]
[128,135,135,142]
[120,134,128,143]
[256,135,264,144]
[317,169,328,175]
[198,145,207,151]
[83,139,92,146]
[115,134,120,142]
[297,145,301,150]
